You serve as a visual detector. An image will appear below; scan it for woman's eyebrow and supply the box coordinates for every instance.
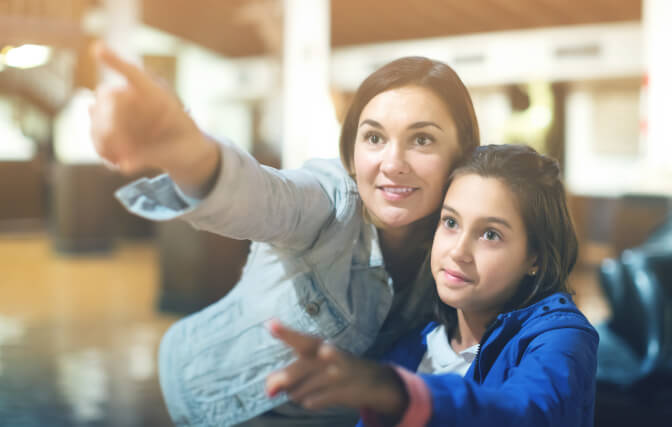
[407,121,443,131]
[358,120,443,132]
[359,119,383,129]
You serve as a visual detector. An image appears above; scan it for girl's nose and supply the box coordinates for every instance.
[449,235,473,264]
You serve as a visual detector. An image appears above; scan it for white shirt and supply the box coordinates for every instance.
[417,324,479,377]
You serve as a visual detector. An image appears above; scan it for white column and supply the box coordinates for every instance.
[102,0,141,83]
[642,0,672,169]
[282,0,337,169]
[55,0,141,163]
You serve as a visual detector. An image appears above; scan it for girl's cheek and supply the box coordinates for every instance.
[431,232,453,264]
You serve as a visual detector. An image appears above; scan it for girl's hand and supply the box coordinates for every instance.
[265,320,409,419]
[89,42,220,196]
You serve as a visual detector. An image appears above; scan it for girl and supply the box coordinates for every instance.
[88,46,479,426]
[266,144,599,427]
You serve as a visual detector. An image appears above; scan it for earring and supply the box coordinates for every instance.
[529,269,537,276]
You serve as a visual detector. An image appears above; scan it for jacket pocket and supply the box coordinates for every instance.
[293,273,348,340]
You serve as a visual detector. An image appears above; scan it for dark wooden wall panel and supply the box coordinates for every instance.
[0,158,45,224]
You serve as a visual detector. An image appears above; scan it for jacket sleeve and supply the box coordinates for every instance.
[420,325,598,427]
[356,324,433,427]
[116,137,343,251]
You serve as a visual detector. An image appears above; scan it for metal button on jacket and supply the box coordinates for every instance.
[305,302,320,316]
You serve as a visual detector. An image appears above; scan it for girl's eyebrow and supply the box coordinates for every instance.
[442,205,459,215]
[442,205,513,230]
[484,217,512,230]
[358,119,443,131]
[359,119,383,129]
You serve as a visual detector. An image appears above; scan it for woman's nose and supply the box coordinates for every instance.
[380,142,410,176]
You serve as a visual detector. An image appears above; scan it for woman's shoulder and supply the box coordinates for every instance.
[301,158,356,190]
[299,158,361,220]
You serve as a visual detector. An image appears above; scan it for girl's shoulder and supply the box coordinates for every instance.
[377,321,438,369]
[507,292,598,340]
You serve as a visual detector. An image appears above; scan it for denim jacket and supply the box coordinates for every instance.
[358,293,599,427]
[116,139,435,426]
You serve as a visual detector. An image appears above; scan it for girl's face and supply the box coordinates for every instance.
[431,173,537,318]
[353,85,460,230]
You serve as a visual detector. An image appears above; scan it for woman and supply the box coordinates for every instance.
[89,45,479,426]
[267,144,599,427]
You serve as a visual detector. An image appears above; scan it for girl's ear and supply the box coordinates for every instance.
[526,254,539,276]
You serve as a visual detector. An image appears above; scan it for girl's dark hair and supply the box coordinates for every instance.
[434,144,579,329]
[339,56,479,174]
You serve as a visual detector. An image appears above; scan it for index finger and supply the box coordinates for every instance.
[92,41,149,89]
[268,319,322,357]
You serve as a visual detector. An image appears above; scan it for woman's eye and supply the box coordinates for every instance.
[482,230,501,241]
[414,134,434,146]
[365,132,383,144]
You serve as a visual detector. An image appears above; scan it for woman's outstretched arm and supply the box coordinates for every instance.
[90,42,219,197]
[90,43,338,249]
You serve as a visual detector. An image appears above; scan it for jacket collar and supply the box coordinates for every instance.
[495,292,578,325]
[421,292,582,344]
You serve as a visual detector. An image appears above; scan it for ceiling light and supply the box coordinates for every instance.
[3,44,52,69]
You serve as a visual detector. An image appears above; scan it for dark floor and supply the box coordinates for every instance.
[1,234,670,427]
[0,318,172,426]
[0,235,175,426]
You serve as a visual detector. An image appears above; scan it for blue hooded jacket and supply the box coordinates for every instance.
[357,292,599,427]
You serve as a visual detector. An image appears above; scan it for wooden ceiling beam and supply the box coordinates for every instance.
[428,0,510,34]
[0,0,90,48]
[479,0,552,28]
[2,0,643,60]
[588,0,642,22]
[331,0,641,50]
[142,0,267,57]
[0,16,85,48]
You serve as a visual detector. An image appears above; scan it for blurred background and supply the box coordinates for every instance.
[1,0,671,426]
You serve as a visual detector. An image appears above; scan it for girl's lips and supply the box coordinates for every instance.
[377,186,418,201]
[442,269,473,285]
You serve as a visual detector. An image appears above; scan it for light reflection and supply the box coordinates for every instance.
[57,348,108,423]
[128,325,158,381]
[0,315,26,376]
[53,88,100,163]
[0,98,37,161]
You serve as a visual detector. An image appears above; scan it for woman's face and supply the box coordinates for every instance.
[431,173,537,318]
[353,85,460,230]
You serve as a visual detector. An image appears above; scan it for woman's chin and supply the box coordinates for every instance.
[372,209,432,231]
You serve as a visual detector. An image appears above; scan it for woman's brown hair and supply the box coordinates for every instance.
[339,56,480,175]
[435,144,579,329]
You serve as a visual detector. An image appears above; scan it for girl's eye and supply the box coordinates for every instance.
[442,216,457,229]
[414,134,434,146]
[482,230,501,241]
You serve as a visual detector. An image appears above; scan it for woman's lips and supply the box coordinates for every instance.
[378,186,418,201]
